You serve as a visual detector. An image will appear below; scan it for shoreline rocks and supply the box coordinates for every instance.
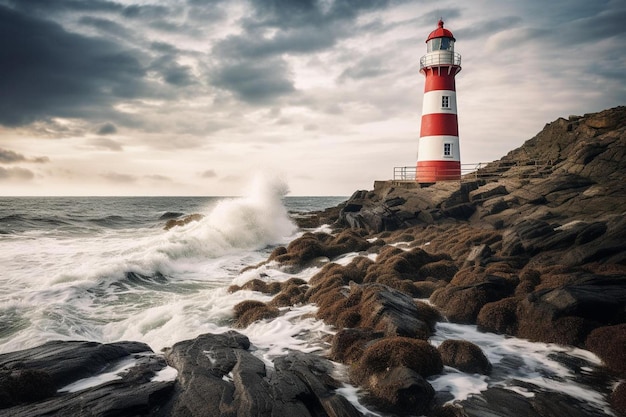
[3,106,626,416]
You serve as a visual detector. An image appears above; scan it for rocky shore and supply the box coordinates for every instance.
[1,106,625,416]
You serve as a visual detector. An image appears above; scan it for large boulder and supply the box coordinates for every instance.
[585,324,626,374]
[0,340,173,416]
[430,274,517,324]
[350,337,442,416]
[437,340,492,375]
[164,331,361,417]
[516,274,626,346]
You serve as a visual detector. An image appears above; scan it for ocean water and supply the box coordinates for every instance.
[0,178,618,415]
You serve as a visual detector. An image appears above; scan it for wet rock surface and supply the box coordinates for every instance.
[0,340,173,416]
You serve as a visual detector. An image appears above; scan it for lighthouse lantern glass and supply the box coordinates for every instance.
[427,38,454,52]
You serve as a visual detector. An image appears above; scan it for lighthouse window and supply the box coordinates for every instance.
[444,143,452,157]
[442,96,450,109]
[428,38,455,52]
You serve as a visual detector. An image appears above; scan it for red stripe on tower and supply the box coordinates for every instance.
[416,19,462,182]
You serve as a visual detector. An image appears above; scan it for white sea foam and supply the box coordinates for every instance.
[152,366,179,383]
[430,322,613,412]
[58,357,137,393]
[0,175,299,354]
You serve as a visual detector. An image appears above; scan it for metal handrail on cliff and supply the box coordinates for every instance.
[393,160,554,182]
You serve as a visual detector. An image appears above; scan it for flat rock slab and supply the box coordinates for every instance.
[0,340,173,416]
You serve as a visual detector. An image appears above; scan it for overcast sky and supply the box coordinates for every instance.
[0,0,624,196]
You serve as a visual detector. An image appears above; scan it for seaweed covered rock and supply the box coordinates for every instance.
[233,300,280,327]
[316,283,439,340]
[269,230,371,271]
[430,274,517,324]
[350,337,442,416]
[476,297,520,335]
[437,340,492,375]
[516,274,626,346]
[585,324,626,374]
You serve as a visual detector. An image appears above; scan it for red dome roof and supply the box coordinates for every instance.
[426,19,455,42]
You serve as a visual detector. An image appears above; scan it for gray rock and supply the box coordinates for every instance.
[164,331,361,417]
[0,340,173,417]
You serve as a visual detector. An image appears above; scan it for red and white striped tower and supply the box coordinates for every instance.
[416,19,462,182]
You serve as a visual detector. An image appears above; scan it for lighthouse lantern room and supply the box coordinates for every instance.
[416,20,462,182]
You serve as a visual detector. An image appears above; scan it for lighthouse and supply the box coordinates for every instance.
[416,20,462,182]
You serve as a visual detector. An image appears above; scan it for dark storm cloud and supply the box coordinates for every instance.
[97,122,118,135]
[216,26,341,60]
[211,59,295,103]
[3,0,123,15]
[338,56,390,82]
[0,166,35,181]
[454,16,523,40]
[557,9,626,44]
[0,5,149,127]
[150,55,196,87]
[247,0,395,29]
[211,0,405,104]
[0,148,49,164]
[79,16,132,38]
[122,4,169,20]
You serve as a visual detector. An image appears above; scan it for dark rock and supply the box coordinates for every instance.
[459,386,612,417]
[464,244,493,267]
[271,230,371,270]
[470,184,508,202]
[164,331,361,417]
[437,340,492,375]
[273,352,362,417]
[351,337,442,382]
[358,284,438,338]
[585,324,626,374]
[0,340,173,416]
[330,328,385,365]
[611,382,626,417]
[0,369,55,407]
[442,203,476,220]
[385,196,407,207]
[0,340,153,388]
[164,213,204,230]
[430,275,517,324]
[516,274,626,346]
[364,366,435,416]
[315,282,438,339]
[514,219,555,241]
[477,297,520,335]
[576,222,607,245]
[562,216,626,265]
[159,211,183,220]
[351,337,441,416]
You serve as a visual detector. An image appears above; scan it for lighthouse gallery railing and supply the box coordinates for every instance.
[420,51,461,69]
